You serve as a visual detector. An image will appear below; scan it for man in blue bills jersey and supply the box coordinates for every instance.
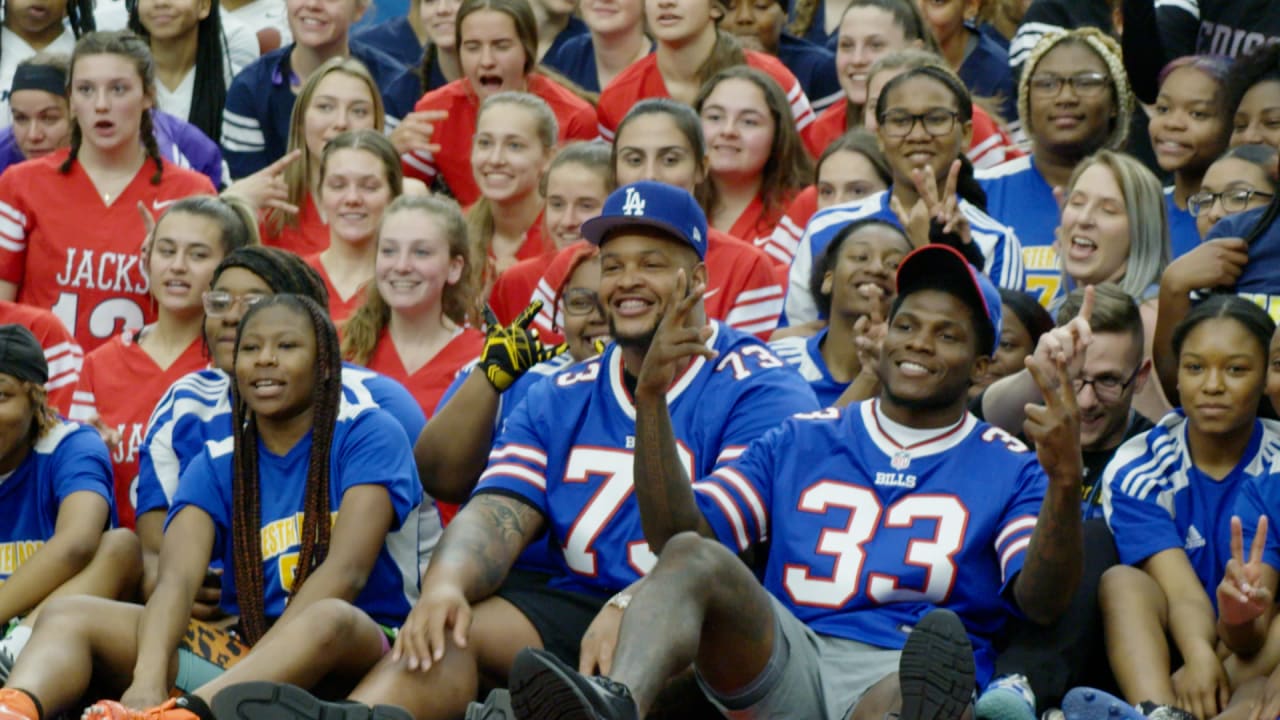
[509,243,1088,720]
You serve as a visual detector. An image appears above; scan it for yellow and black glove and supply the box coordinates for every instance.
[480,301,568,392]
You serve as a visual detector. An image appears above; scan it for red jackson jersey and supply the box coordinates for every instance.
[0,151,216,352]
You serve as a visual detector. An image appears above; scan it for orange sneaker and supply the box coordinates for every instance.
[81,699,200,720]
[0,689,39,720]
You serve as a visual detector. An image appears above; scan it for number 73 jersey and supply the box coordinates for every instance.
[700,400,1047,685]
[473,322,821,597]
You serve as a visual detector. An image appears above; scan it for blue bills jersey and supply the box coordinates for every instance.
[0,421,114,580]
[474,323,820,596]
[168,401,422,626]
[1103,411,1280,599]
[783,190,1025,325]
[769,328,848,407]
[694,400,1046,686]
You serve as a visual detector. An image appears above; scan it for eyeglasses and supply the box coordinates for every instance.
[1186,188,1274,217]
[562,288,603,317]
[879,109,960,138]
[1028,72,1111,98]
[1071,366,1142,402]
[203,290,268,317]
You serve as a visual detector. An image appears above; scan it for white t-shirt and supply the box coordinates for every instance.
[156,66,196,121]
[224,0,291,46]
[0,26,76,129]
[220,12,263,80]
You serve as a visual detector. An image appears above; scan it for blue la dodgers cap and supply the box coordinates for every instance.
[580,181,708,260]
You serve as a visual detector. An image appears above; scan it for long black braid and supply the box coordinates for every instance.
[127,0,226,141]
[59,31,165,184]
[229,294,341,645]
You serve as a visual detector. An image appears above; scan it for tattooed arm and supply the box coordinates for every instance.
[634,392,715,553]
[393,493,545,671]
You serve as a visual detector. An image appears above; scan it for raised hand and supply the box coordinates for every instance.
[1218,515,1273,626]
[392,583,472,673]
[223,149,303,215]
[479,300,567,392]
[1031,285,1095,388]
[634,269,717,400]
[389,109,448,156]
[853,285,888,376]
[1162,237,1249,295]
[1023,353,1082,483]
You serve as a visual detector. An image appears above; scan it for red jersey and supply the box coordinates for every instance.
[525,241,592,345]
[807,102,1023,169]
[0,151,215,352]
[69,330,207,528]
[0,300,83,415]
[759,185,819,270]
[261,193,329,256]
[725,193,793,249]
[304,253,368,324]
[597,51,820,156]
[365,327,484,420]
[403,75,598,206]
[489,252,556,326]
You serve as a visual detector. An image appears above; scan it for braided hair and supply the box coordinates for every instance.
[228,293,341,644]
[60,31,165,184]
[128,0,227,141]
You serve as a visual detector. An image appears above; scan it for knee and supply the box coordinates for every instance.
[659,532,733,574]
[295,598,367,646]
[1099,565,1155,614]
[99,529,142,573]
[34,596,104,631]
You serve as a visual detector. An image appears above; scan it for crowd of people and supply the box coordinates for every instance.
[2,0,1280,718]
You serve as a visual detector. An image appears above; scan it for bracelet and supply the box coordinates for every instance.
[606,591,632,610]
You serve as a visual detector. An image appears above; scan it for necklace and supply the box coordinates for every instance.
[871,399,969,470]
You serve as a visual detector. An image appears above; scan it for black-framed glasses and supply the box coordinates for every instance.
[562,288,603,317]
[1187,188,1274,217]
[1071,365,1142,402]
[202,290,268,317]
[879,109,960,138]
[1028,72,1110,98]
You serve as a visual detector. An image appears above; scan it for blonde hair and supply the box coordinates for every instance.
[1017,28,1133,152]
[342,194,476,364]
[266,57,385,236]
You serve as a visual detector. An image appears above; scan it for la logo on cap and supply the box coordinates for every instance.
[622,187,646,216]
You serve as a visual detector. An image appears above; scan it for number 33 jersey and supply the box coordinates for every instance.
[701,400,1048,685]
[474,322,820,597]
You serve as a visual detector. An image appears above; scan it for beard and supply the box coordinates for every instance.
[608,313,659,353]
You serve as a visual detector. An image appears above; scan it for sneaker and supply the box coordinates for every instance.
[0,689,39,720]
[210,682,412,720]
[508,647,640,720]
[976,674,1036,720]
[899,609,976,720]
[464,690,513,720]
[1062,688,1145,720]
[0,648,15,685]
[1041,710,1065,720]
[82,699,200,720]
[1134,702,1196,720]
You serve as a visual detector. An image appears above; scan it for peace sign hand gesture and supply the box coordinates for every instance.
[890,160,972,249]
[635,269,717,401]
[1218,515,1273,626]
[1023,352,1083,485]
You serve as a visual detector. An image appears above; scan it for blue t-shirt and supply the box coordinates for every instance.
[769,328,848,407]
[474,323,819,596]
[1103,411,1280,602]
[696,400,1046,687]
[0,422,114,580]
[777,34,841,112]
[1165,188,1201,259]
[978,156,1063,307]
[168,403,422,625]
[1205,205,1280,320]
[783,190,1026,325]
[1235,455,1280,573]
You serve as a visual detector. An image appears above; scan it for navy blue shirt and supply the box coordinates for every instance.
[1206,205,1280,317]
[221,43,420,179]
[777,33,841,112]
[353,15,425,70]
[543,33,601,92]
[959,22,1016,124]
[546,16,588,64]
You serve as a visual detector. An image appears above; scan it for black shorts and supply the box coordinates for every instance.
[495,569,608,666]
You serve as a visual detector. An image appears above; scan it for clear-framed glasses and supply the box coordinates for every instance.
[1028,72,1110,98]
[202,290,268,317]
[879,109,960,138]
[1186,188,1275,217]
[562,288,603,317]
[1071,365,1142,402]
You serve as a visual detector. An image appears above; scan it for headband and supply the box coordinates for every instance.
[11,64,67,98]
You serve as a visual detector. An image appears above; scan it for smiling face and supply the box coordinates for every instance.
[138,0,211,41]
[646,0,715,47]
[460,9,529,100]
[11,89,70,160]
[1150,65,1228,176]
[1232,80,1280,150]
[147,211,225,316]
[69,53,154,155]
[614,113,704,192]
[1026,41,1115,157]
[979,305,1034,391]
[836,6,911,106]
[287,0,363,50]
[1178,317,1266,439]
[1196,156,1275,238]
[879,288,987,414]
[916,0,973,48]
[876,74,971,187]
[599,230,704,351]
[1076,330,1144,450]
[544,161,608,248]
[1055,162,1131,287]
[375,208,464,315]
[204,267,273,372]
[816,149,889,209]
[821,223,906,320]
[471,103,550,204]
[420,0,462,48]
[720,0,784,53]
[560,257,611,361]
[700,77,775,184]
[581,0,643,34]
[4,0,67,44]
[302,72,377,161]
[234,303,318,423]
[319,147,395,246]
